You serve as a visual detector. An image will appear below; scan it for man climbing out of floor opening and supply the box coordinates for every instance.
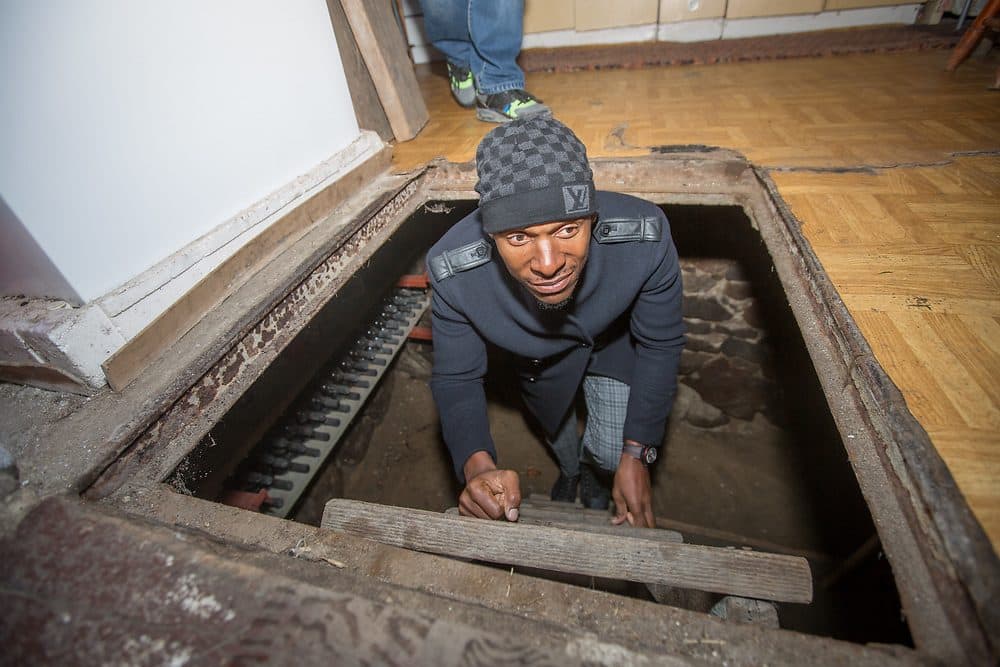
[427,116,685,527]
[418,0,551,123]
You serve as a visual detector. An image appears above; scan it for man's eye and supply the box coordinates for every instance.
[507,234,529,245]
[556,225,579,238]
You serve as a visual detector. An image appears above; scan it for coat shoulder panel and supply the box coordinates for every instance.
[593,191,666,244]
[426,211,493,284]
[428,239,492,281]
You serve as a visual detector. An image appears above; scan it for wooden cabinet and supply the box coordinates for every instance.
[726,0,825,19]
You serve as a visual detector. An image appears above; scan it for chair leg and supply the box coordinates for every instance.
[947,0,1000,71]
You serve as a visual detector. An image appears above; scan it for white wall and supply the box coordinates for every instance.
[0,0,361,304]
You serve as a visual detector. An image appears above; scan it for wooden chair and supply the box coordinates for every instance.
[946,0,1000,88]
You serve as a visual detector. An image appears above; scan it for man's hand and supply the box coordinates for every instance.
[611,452,655,528]
[459,451,521,521]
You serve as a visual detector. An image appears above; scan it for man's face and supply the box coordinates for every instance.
[492,217,593,308]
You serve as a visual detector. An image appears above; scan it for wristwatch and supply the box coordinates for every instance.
[622,442,658,465]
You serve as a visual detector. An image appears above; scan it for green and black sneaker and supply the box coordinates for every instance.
[447,62,476,108]
[475,88,552,123]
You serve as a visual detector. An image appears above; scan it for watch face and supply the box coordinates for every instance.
[643,447,657,464]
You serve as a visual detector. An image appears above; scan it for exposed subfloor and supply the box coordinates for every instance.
[295,340,910,643]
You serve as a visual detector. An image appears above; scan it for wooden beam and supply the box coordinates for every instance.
[324,0,393,141]
[323,499,813,604]
[340,0,428,141]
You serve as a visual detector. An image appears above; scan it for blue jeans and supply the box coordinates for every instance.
[419,0,525,94]
[548,376,631,476]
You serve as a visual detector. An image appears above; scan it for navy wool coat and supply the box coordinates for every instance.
[427,191,686,480]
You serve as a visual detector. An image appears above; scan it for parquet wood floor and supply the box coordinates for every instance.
[392,48,1000,550]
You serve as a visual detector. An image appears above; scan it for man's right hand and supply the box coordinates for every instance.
[459,451,521,521]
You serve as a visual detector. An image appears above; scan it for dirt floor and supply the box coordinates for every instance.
[295,341,827,555]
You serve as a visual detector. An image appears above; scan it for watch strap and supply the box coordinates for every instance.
[622,443,657,464]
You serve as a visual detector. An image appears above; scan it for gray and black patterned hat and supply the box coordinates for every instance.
[475,116,596,234]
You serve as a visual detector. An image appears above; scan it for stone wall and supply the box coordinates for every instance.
[673,258,782,430]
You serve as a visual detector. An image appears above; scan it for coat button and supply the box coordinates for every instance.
[530,359,541,367]
[601,225,611,236]
[580,342,590,348]
[528,377,536,383]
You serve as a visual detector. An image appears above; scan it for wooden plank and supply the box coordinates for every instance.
[340,0,428,141]
[513,504,612,526]
[324,0,393,141]
[324,499,813,603]
[453,501,688,606]
[523,492,611,514]
[101,145,391,391]
[446,506,685,543]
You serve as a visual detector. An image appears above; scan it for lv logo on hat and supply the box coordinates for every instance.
[562,185,590,214]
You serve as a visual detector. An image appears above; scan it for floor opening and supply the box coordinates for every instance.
[167,198,911,646]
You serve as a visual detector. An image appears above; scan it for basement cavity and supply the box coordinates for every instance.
[168,201,911,647]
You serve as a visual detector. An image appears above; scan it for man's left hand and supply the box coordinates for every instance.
[611,452,655,528]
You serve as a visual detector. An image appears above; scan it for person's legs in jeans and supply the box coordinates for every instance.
[420,0,549,120]
[420,0,471,64]
[466,0,525,94]
[419,0,477,106]
[420,0,524,89]
[467,0,549,122]
[579,375,630,509]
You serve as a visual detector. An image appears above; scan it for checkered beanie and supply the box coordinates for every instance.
[475,116,596,234]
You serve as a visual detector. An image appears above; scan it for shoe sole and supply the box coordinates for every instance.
[475,105,552,123]
[451,89,476,108]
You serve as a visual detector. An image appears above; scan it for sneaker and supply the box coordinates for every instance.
[579,464,610,510]
[476,89,552,123]
[447,63,476,108]
[550,472,580,503]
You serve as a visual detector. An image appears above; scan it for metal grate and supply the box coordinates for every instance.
[222,283,431,517]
